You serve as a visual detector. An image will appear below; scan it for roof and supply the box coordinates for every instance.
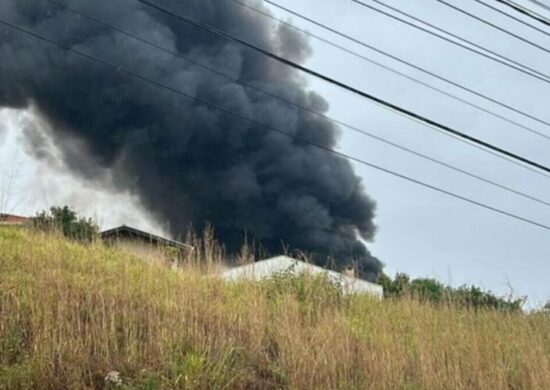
[100,225,193,250]
[220,255,383,297]
[0,213,29,225]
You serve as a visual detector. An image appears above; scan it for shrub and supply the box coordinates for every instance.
[31,205,99,242]
[378,272,525,311]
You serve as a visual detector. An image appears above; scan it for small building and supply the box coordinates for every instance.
[101,225,192,263]
[220,255,383,298]
[0,213,29,226]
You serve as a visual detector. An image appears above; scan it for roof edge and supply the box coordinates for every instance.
[100,225,193,250]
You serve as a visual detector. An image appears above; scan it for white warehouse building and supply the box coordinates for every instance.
[220,255,383,298]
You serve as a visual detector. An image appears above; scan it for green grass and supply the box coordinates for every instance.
[1,227,549,389]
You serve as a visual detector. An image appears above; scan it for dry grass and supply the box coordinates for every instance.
[1,227,549,389]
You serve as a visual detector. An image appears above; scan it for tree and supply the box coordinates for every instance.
[32,206,98,242]
[410,278,446,303]
[538,301,550,315]
[377,272,524,312]
[452,285,524,312]
[377,272,410,297]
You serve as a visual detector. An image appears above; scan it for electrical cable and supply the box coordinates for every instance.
[494,0,550,27]
[42,0,550,209]
[262,0,550,134]
[229,0,550,141]
[525,0,550,13]
[2,16,550,231]
[436,0,550,54]
[134,0,550,176]
[348,0,550,82]
[472,0,550,37]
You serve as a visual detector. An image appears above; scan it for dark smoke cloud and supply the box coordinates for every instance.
[0,0,383,279]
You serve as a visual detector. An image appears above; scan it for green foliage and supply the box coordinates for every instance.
[410,278,446,303]
[0,363,36,390]
[260,265,343,307]
[31,206,98,242]
[534,301,550,316]
[451,285,524,311]
[378,272,524,312]
[378,272,410,297]
[1,229,550,388]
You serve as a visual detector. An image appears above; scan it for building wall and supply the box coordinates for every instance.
[107,239,182,265]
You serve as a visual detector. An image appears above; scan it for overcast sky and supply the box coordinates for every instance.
[1,0,549,307]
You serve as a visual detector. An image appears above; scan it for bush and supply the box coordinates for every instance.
[378,272,525,312]
[31,205,99,242]
[259,266,344,317]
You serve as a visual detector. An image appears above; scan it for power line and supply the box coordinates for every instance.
[494,0,550,27]
[472,0,550,37]
[525,0,550,14]
[264,1,550,134]
[230,0,550,142]
[348,0,550,83]
[2,17,550,232]
[40,0,550,209]
[134,0,550,176]
[503,0,550,22]
[436,0,550,54]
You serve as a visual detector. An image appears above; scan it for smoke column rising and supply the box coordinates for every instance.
[0,0,382,279]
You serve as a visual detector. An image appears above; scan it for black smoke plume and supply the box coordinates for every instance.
[0,0,382,279]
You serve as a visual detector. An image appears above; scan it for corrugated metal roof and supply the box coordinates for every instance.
[220,255,383,298]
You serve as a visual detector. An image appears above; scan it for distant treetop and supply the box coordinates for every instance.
[31,206,98,242]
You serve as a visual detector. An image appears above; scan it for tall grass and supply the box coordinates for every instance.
[1,227,549,389]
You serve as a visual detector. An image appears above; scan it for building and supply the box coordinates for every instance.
[101,225,192,263]
[0,213,29,226]
[220,255,383,298]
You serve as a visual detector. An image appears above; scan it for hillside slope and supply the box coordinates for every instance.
[1,228,549,389]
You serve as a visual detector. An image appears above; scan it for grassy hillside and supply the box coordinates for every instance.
[1,228,550,389]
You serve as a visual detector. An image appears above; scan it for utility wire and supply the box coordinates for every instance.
[494,0,550,27]
[261,1,550,138]
[134,0,550,176]
[472,0,550,37]
[2,17,550,231]
[230,0,550,141]
[436,0,550,54]
[348,0,550,83]
[525,0,550,14]
[42,0,550,209]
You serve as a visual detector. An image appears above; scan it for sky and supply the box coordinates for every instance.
[1,0,549,306]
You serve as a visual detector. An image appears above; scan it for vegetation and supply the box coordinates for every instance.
[378,272,525,311]
[1,228,550,389]
[31,205,99,242]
